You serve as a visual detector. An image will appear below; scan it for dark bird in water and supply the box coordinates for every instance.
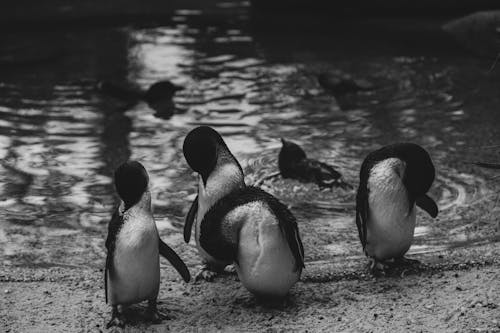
[97,80,184,119]
[183,126,304,299]
[278,138,351,189]
[355,143,438,274]
[317,72,373,96]
[105,161,190,328]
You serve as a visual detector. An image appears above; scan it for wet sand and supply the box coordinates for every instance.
[1,242,499,332]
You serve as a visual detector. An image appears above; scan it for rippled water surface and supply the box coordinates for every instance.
[1,3,499,269]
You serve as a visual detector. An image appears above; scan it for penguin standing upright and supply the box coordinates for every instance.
[355,143,438,272]
[183,126,305,299]
[105,161,190,328]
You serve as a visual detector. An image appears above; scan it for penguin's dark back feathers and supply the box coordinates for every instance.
[302,159,342,186]
[355,186,369,251]
[200,186,305,270]
[104,207,124,303]
[105,208,124,261]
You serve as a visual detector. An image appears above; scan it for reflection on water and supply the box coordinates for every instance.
[0,3,499,269]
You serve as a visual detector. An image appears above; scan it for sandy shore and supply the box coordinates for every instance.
[1,243,499,333]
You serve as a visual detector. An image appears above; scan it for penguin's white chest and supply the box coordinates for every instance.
[232,202,300,298]
[108,210,160,306]
[365,159,416,260]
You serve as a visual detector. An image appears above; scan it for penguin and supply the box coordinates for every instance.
[182,126,246,280]
[183,126,305,299]
[279,138,351,189]
[317,72,373,96]
[317,71,373,110]
[105,161,190,328]
[355,143,438,272]
[143,81,184,106]
[97,80,184,119]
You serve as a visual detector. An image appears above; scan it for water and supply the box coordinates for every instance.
[0,3,499,270]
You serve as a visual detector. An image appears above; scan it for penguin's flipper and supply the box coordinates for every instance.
[355,190,369,250]
[158,239,191,282]
[317,160,342,180]
[104,208,124,303]
[258,187,305,271]
[416,194,438,218]
[104,256,110,304]
[279,210,305,272]
[184,195,198,243]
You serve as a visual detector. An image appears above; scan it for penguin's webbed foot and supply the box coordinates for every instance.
[195,263,228,282]
[195,268,219,282]
[224,264,237,275]
[146,300,169,323]
[106,307,126,329]
[106,316,126,329]
[369,258,389,276]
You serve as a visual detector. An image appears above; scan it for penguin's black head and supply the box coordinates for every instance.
[279,139,307,162]
[114,161,149,210]
[183,126,225,185]
[278,138,307,176]
[144,80,184,104]
[396,143,435,197]
[396,143,438,218]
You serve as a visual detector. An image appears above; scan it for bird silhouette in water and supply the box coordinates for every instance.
[97,80,184,119]
[317,71,373,110]
[317,71,373,96]
[278,138,351,189]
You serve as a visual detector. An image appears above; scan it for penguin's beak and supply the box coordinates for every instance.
[416,194,438,218]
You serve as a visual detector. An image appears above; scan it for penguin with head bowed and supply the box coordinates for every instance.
[183,126,246,280]
[279,138,351,189]
[105,161,190,328]
[355,143,438,273]
[183,126,305,299]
